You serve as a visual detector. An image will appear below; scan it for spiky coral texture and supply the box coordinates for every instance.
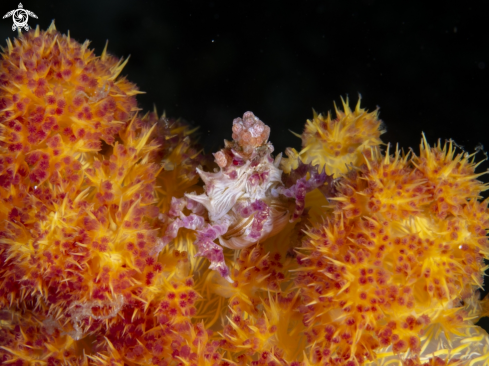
[296,142,489,365]
[0,25,220,366]
[282,97,385,177]
[1,25,489,366]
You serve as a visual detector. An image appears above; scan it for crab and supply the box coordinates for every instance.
[159,112,330,281]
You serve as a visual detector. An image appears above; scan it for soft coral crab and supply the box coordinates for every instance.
[161,112,329,281]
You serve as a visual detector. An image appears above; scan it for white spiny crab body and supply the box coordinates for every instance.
[162,111,329,280]
[186,144,290,250]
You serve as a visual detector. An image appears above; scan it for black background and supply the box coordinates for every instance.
[1,0,489,329]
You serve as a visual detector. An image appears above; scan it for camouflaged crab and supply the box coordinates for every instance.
[161,112,329,281]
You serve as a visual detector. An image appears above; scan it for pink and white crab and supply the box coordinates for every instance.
[160,112,329,281]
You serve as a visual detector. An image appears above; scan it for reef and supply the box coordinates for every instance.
[1,25,489,366]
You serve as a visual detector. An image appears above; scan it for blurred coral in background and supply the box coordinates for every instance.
[1,25,489,366]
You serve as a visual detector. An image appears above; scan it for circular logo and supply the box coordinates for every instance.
[3,3,38,32]
[12,8,29,28]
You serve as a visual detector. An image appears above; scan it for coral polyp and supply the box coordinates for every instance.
[297,141,489,365]
[1,25,489,366]
[283,97,385,177]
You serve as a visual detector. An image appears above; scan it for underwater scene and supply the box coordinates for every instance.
[1,2,489,366]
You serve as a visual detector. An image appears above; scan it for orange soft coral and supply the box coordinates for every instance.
[0,25,215,366]
[1,24,489,366]
[282,97,385,177]
[0,22,138,196]
[134,110,208,214]
[0,22,141,311]
[296,139,489,365]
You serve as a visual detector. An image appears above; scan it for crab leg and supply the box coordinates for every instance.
[274,162,331,221]
[236,199,271,240]
[161,197,233,282]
